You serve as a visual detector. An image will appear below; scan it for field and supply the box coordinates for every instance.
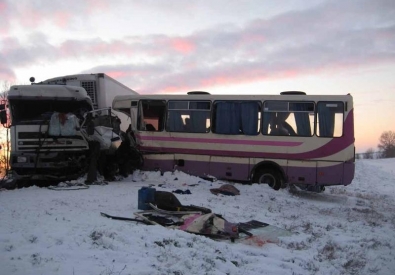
[1,159,394,275]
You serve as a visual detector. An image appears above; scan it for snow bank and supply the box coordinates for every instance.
[1,159,395,275]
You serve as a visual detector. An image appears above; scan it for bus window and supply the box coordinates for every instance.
[263,101,314,136]
[167,101,211,133]
[316,102,344,137]
[212,101,261,135]
[138,100,166,131]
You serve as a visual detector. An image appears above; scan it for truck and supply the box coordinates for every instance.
[0,74,139,188]
[41,73,138,132]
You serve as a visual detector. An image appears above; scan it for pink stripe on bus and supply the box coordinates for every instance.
[135,135,303,147]
[139,110,355,160]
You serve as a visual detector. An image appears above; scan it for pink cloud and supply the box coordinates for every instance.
[0,1,6,12]
[106,71,130,79]
[0,1,10,34]
[0,65,16,82]
[17,6,45,29]
[82,45,395,94]
[53,11,72,28]
[9,1,110,30]
[85,0,109,10]
[55,36,196,60]
[57,38,139,59]
[4,0,395,95]
[89,41,135,56]
[169,38,196,54]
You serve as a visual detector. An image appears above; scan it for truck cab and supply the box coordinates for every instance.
[4,83,123,187]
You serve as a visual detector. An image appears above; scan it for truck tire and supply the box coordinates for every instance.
[253,168,282,190]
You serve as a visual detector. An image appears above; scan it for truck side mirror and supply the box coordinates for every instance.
[0,104,7,124]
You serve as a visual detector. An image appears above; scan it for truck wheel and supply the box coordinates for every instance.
[0,179,18,190]
[253,168,282,190]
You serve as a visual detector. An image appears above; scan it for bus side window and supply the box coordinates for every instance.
[213,101,260,135]
[184,118,191,131]
[289,102,314,136]
[316,102,344,137]
[263,101,314,136]
[138,100,166,131]
[167,100,211,133]
[145,124,156,131]
[270,116,291,136]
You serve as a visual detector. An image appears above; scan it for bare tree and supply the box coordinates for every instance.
[363,148,375,159]
[376,150,385,159]
[378,131,395,158]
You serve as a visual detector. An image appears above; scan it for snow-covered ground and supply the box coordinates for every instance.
[1,159,395,275]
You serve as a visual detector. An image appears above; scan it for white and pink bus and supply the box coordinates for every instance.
[113,91,355,191]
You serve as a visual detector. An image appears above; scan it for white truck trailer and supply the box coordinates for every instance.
[41,73,138,131]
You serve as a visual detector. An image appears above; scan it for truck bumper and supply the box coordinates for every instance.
[10,151,87,183]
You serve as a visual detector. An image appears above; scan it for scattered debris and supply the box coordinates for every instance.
[210,184,240,196]
[100,212,150,224]
[101,189,292,245]
[47,185,89,191]
[172,189,192,195]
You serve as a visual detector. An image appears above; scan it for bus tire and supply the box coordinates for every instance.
[253,168,282,190]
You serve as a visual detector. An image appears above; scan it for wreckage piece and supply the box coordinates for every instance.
[210,184,240,196]
[48,185,89,191]
[104,187,286,244]
[134,210,239,242]
[138,188,212,214]
[101,210,291,245]
[134,211,184,226]
[148,203,203,215]
[179,213,239,242]
[136,189,238,240]
[154,190,211,213]
[238,220,270,231]
[235,220,293,247]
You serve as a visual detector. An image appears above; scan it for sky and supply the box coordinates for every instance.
[0,0,394,152]
[1,158,395,275]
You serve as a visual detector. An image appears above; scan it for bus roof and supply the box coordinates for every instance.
[113,93,353,102]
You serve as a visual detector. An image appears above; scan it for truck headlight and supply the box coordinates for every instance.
[17,156,28,163]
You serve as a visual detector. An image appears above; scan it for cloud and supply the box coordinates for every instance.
[0,1,10,34]
[0,62,16,82]
[167,38,196,54]
[2,0,395,91]
[0,0,110,33]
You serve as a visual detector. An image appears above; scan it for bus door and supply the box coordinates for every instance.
[136,99,166,143]
[315,101,345,185]
[130,100,138,131]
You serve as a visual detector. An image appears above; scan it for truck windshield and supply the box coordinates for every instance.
[9,99,92,125]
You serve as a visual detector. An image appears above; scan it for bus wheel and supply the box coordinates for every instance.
[253,168,282,191]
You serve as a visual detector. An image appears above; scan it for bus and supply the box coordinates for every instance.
[113,91,355,191]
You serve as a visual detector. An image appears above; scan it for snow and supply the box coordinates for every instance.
[1,159,395,275]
